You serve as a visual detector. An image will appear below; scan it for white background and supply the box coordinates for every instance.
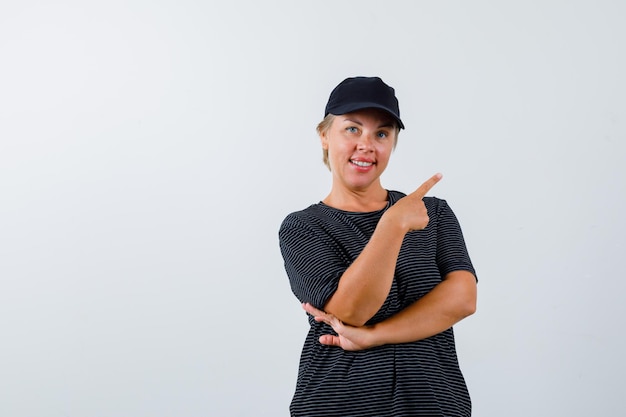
[1,1,625,416]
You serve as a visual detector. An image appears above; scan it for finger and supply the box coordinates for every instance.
[319,335,341,347]
[314,313,339,330]
[302,302,325,317]
[412,173,443,198]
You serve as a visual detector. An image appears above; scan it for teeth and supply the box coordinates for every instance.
[351,160,373,167]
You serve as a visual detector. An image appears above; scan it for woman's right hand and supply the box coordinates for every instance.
[383,173,442,232]
[302,303,378,351]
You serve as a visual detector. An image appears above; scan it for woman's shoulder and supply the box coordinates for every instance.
[279,203,327,230]
[283,202,324,219]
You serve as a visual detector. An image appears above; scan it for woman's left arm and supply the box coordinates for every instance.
[303,270,476,350]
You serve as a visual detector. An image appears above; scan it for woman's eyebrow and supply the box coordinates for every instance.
[342,118,363,126]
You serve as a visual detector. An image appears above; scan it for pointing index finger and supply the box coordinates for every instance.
[414,173,443,198]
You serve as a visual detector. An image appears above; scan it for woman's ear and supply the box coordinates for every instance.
[320,133,329,150]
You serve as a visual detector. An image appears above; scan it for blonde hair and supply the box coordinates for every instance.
[316,114,400,170]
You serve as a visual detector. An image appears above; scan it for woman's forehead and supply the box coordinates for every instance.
[338,108,396,126]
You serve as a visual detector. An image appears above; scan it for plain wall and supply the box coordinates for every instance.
[1,1,624,416]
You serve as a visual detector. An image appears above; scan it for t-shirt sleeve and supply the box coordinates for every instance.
[278,213,348,308]
[435,199,477,281]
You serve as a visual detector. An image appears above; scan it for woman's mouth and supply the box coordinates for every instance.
[350,159,374,167]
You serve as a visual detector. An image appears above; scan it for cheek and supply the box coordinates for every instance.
[376,143,394,158]
[328,139,350,155]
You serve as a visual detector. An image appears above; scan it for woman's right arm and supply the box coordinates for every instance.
[323,173,442,326]
[322,214,406,326]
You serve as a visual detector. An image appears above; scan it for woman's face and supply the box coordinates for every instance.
[321,108,397,192]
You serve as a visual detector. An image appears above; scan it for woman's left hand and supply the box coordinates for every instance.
[302,303,377,351]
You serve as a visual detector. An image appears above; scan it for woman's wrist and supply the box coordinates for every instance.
[367,322,387,348]
[379,210,409,235]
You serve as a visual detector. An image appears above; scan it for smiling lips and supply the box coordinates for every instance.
[350,159,374,168]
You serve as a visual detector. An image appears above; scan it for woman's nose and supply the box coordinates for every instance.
[357,133,374,150]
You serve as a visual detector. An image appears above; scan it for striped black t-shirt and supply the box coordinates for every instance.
[279,191,477,417]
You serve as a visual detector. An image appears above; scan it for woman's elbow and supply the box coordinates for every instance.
[463,298,477,318]
[325,298,378,327]
[451,272,477,319]
[459,289,477,319]
[331,309,370,327]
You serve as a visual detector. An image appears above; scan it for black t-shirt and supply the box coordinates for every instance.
[279,192,476,417]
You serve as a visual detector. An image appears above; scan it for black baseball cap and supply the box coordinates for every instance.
[324,76,404,129]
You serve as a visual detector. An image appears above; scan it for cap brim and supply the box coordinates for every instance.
[327,102,405,129]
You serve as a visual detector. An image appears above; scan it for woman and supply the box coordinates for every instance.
[278,76,477,417]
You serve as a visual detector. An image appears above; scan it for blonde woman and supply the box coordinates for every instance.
[279,76,477,417]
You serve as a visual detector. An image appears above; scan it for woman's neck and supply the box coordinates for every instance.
[322,185,388,212]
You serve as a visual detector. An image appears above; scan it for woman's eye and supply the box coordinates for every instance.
[346,126,358,133]
[377,131,388,139]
